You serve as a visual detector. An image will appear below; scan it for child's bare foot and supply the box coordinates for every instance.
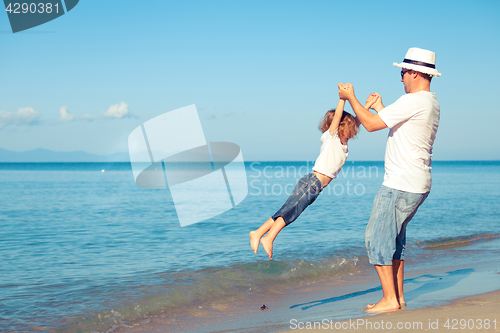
[260,236,273,260]
[366,298,400,313]
[249,231,261,254]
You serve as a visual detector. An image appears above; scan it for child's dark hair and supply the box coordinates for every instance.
[318,109,359,139]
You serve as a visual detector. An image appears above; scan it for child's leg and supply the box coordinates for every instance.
[260,217,286,260]
[249,217,275,254]
[251,173,322,259]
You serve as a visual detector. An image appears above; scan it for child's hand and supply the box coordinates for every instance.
[337,83,346,100]
[365,94,379,109]
[338,82,354,100]
[337,83,344,96]
[366,92,384,112]
[371,92,384,111]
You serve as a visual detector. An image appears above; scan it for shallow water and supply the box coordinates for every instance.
[0,161,499,332]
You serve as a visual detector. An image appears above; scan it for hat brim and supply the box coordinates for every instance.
[393,62,441,77]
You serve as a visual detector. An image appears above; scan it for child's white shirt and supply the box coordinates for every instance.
[312,129,348,179]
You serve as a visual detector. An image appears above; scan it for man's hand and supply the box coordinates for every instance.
[365,94,379,109]
[340,86,387,132]
[338,82,355,101]
[367,92,384,112]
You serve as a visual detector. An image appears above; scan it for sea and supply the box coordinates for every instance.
[1,161,500,332]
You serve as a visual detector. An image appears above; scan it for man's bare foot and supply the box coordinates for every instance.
[260,236,273,260]
[249,231,261,254]
[366,298,400,313]
[367,301,405,309]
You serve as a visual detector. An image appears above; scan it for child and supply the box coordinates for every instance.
[250,86,377,259]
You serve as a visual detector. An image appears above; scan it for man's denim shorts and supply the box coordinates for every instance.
[365,185,429,266]
[272,173,322,226]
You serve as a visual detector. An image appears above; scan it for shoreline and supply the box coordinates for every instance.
[282,289,500,333]
[115,251,500,333]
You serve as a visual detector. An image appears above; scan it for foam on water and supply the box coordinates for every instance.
[416,232,500,250]
[54,255,365,332]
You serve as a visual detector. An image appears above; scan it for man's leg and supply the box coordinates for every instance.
[365,186,401,312]
[366,188,428,312]
[367,259,405,310]
[393,259,405,307]
[391,191,428,307]
[366,265,400,313]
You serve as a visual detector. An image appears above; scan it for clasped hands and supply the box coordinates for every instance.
[338,83,382,111]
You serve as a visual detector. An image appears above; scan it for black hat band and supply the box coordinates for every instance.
[403,58,435,69]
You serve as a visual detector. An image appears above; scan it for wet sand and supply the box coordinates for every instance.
[114,238,500,332]
[282,289,500,332]
[116,260,500,333]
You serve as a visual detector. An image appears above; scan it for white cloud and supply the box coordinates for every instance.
[59,106,94,122]
[59,106,74,122]
[0,107,41,128]
[80,114,94,121]
[101,102,129,119]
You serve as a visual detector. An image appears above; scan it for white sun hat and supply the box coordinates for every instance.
[393,47,441,77]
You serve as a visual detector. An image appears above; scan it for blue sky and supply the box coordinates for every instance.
[1,0,499,161]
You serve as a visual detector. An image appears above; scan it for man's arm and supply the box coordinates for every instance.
[338,83,387,132]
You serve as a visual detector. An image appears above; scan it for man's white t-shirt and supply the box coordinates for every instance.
[377,91,440,194]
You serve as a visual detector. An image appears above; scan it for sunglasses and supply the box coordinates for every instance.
[401,69,413,79]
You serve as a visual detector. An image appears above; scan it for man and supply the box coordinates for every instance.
[338,47,440,313]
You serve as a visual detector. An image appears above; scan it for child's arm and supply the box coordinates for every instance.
[365,94,380,111]
[353,94,380,126]
[331,86,380,133]
[338,83,387,132]
[354,93,380,126]
[329,99,345,135]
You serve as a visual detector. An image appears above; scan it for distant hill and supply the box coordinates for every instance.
[0,148,130,162]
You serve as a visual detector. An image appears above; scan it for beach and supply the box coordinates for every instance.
[114,237,500,333]
[1,161,500,332]
[115,290,500,333]
[283,290,500,333]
